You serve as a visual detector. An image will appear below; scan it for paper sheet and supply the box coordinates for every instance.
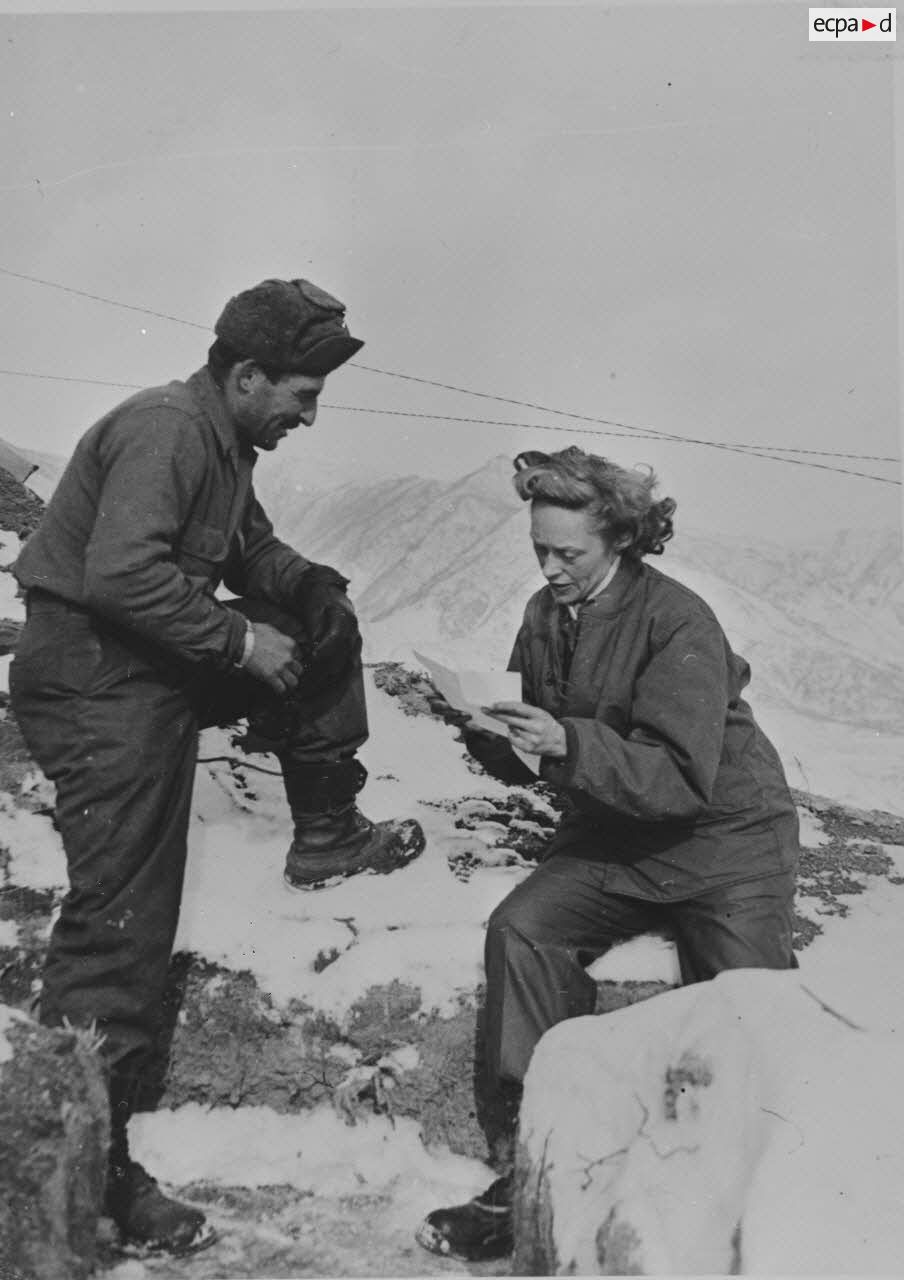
[413,650,540,774]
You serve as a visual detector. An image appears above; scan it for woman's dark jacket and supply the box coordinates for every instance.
[506,557,799,900]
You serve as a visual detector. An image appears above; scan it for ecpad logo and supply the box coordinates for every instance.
[809,7,896,38]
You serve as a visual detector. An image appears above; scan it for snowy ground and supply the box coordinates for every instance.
[1,519,902,1274]
[753,697,904,819]
[2,661,903,1276]
[375,638,904,821]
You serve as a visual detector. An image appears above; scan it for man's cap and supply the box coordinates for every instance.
[214,278,364,377]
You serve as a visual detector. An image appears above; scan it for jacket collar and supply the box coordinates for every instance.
[566,554,622,619]
[186,367,247,467]
[579,556,643,617]
[545,556,644,622]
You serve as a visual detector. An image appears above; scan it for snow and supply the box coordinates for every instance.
[0,798,66,891]
[793,842,904,1035]
[0,1003,25,1064]
[521,968,904,1274]
[756,699,904,817]
[796,804,830,847]
[256,462,904,812]
[130,1103,490,1209]
[587,932,682,985]
[366,634,904,822]
[6,672,900,1019]
[0,531,22,567]
[0,532,25,629]
[741,1023,904,1274]
[178,676,527,1018]
[3,665,904,1271]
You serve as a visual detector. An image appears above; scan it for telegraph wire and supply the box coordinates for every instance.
[1,267,895,471]
[0,363,896,468]
[0,267,208,330]
[0,365,897,465]
[0,367,899,484]
[0,369,145,392]
[336,406,897,484]
[0,267,900,484]
[331,404,901,468]
[348,363,903,477]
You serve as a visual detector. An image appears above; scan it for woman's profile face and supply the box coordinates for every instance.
[530,502,620,605]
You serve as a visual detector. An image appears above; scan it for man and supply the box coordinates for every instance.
[10,277,425,1255]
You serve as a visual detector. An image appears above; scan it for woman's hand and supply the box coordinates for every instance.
[483,701,568,759]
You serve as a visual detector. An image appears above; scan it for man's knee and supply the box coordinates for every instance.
[228,596,309,645]
[202,599,366,743]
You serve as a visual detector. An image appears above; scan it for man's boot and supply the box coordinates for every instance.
[416,1084,519,1262]
[282,758,425,890]
[105,1065,216,1256]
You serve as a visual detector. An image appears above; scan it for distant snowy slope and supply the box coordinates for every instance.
[675,525,904,674]
[256,456,904,731]
[660,551,904,730]
[258,456,536,638]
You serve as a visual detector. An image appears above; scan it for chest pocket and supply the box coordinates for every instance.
[176,519,227,582]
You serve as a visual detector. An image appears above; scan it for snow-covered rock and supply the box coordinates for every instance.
[515,968,904,1275]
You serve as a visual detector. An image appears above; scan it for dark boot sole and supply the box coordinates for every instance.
[283,859,417,891]
[284,823,426,890]
[118,1222,219,1258]
[415,1212,513,1262]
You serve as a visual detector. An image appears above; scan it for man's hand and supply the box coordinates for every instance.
[484,701,568,759]
[243,622,305,695]
[294,564,361,686]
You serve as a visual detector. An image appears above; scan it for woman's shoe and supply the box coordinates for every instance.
[415,1174,513,1262]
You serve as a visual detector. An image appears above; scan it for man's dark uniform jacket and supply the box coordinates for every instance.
[15,367,312,662]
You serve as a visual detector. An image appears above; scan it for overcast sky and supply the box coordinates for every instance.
[0,2,899,539]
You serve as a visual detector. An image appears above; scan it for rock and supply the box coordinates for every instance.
[514,969,904,1274]
[0,466,45,539]
[0,1006,109,1280]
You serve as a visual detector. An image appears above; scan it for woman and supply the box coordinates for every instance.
[417,447,799,1263]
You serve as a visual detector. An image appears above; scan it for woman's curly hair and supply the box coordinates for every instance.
[512,446,676,559]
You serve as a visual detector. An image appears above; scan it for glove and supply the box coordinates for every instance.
[463,725,539,786]
[293,563,362,687]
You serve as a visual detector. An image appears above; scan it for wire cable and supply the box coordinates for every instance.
[348,365,902,482]
[0,364,897,464]
[329,403,901,466]
[0,368,145,391]
[1,266,899,483]
[0,266,208,330]
[197,755,283,777]
[0,363,896,462]
[0,367,899,483]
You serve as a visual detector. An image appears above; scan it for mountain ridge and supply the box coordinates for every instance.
[254,457,904,731]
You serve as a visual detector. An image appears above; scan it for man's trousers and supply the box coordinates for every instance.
[9,592,367,1069]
